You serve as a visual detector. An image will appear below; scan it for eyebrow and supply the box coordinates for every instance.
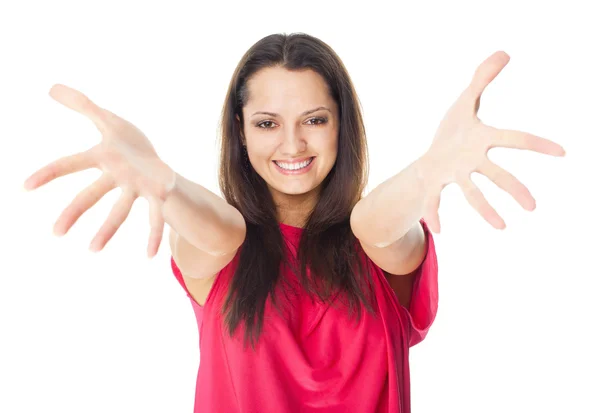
[251,106,331,117]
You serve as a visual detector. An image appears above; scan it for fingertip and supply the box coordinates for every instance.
[147,243,157,258]
[53,225,65,237]
[50,83,66,94]
[550,143,566,156]
[23,177,36,191]
[89,239,101,252]
[522,197,536,211]
[497,50,510,61]
[49,84,60,98]
[529,200,537,211]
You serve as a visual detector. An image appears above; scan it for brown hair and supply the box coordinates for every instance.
[218,33,373,347]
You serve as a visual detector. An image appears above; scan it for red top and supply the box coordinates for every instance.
[170,219,438,412]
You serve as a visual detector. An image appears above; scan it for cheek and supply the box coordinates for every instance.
[246,146,274,171]
[325,135,339,161]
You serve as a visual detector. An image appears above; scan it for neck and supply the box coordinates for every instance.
[273,194,318,229]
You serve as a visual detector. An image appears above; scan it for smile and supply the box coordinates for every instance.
[273,157,315,175]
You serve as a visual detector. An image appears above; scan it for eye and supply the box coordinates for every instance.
[256,120,277,129]
[306,117,328,126]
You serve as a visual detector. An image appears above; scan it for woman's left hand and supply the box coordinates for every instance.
[420,51,566,233]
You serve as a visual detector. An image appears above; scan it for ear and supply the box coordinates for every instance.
[235,114,246,146]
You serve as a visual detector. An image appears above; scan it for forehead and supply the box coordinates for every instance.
[245,66,333,110]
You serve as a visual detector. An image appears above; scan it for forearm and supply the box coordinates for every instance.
[350,154,434,247]
[158,166,246,256]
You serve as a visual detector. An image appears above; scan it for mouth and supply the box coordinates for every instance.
[272,156,315,175]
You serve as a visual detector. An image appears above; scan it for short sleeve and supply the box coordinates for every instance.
[170,256,196,301]
[169,251,240,314]
[170,255,207,327]
[407,219,439,347]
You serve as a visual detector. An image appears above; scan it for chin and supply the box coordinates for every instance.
[276,184,316,196]
[267,180,321,198]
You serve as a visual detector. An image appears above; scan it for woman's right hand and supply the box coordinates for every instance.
[24,84,176,257]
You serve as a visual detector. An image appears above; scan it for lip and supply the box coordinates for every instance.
[273,156,314,163]
[272,156,315,175]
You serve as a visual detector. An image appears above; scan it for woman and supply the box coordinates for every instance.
[23,33,565,412]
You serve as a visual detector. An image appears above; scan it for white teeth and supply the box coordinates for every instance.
[275,158,313,170]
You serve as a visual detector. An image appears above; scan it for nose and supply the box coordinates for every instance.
[279,124,307,156]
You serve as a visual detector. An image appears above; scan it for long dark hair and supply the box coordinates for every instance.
[218,33,373,347]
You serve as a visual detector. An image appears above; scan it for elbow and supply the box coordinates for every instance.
[199,218,246,257]
[168,212,246,258]
[211,220,246,256]
[350,202,394,247]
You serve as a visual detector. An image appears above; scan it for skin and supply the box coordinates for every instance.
[351,51,566,277]
[22,51,566,307]
[239,67,340,227]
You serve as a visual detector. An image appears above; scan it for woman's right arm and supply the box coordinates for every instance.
[162,171,246,280]
[24,84,245,285]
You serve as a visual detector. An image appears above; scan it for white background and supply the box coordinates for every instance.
[1,0,599,412]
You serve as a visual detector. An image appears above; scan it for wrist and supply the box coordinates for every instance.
[416,151,447,191]
[152,159,177,201]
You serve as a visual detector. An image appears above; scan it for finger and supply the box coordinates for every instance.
[491,128,566,156]
[466,51,510,102]
[477,159,536,211]
[53,175,115,236]
[49,84,109,131]
[458,175,506,230]
[423,191,442,234]
[89,189,137,252]
[147,197,165,258]
[24,149,95,190]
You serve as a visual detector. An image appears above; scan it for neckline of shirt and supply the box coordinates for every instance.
[279,222,304,236]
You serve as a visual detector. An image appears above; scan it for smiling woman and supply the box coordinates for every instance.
[172,32,440,413]
[22,30,567,413]
[240,67,340,203]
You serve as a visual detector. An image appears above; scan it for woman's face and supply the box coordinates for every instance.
[239,66,339,208]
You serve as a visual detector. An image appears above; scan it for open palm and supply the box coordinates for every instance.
[24,84,175,257]
[421,51,566,233]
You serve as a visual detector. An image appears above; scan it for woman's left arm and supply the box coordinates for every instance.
[350,50,566,276]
